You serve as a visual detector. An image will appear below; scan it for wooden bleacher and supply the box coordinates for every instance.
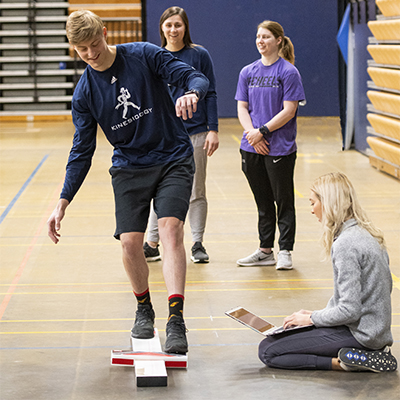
[68,0,142,46]
[0,0,142,120]
[366,1,400,180]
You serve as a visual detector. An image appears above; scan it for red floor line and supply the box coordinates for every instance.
[0,179,64,321]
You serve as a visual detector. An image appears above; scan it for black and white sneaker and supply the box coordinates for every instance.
[143,242,162,262]
[164,316,188,354]
[191,242,209,263]
[131,304,155,339]
[338,347,397,373]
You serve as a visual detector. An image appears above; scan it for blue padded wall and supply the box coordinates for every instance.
[146,0,339,117]
[350,1,376,154]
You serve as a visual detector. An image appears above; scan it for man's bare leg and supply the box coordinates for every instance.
[158,217,186,296]
[120,231,155,339]
[158,217,188,354]
[120,232,149,293]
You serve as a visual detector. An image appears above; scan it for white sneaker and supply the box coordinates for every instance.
[237,249,276,267]
[276,250,293,270]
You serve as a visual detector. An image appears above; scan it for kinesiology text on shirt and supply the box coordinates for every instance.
[111,108,154,131]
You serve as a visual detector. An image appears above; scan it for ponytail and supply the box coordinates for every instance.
[280,36,295,65]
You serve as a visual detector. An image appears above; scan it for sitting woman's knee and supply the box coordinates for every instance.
[258,337,275,367]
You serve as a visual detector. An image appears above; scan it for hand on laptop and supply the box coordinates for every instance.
[283,309,313,330]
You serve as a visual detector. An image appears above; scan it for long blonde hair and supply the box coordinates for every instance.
[257,20,295,65]
[311,172,386,256]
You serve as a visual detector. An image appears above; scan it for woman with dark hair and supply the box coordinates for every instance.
[258,172,397,372]
[235,20,305,270]
[144,6,219,264]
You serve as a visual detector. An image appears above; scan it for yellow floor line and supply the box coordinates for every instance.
[1,325,399,335]
[392,273,400,291]
[0,317,279,324]
[295,189,304,198]
[0,237,321,246]
[0,278,334,287]
[2,314,399,324]
[231,134,241,144]
[1,274,397,295]
[0,287,334,295]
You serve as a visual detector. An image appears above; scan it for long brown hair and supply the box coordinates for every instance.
[257,20,295,65]
[159,6,194,48]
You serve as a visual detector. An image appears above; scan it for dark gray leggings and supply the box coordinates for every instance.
[258,326,368,370]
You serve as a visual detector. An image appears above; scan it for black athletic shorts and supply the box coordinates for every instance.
[109,156,195,239]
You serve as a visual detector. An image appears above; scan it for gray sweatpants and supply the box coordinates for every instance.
[147,132,208,243]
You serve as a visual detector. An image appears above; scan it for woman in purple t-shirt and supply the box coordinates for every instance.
[235,20,305,270]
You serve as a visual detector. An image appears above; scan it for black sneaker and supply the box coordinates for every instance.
[164,316,188,354]
[191,242,209,263]
[143,242,161,262]
[338,347,397,373]
[131,304,155,339]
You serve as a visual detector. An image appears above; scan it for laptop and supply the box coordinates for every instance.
[225,306,313,336]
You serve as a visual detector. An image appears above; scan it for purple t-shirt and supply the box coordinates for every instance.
[235,57,305,156]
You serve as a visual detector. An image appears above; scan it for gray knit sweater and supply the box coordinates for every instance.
[311,219,393,350]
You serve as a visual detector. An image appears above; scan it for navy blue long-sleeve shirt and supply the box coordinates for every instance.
[60,42,209,202]
[167,45,218,135]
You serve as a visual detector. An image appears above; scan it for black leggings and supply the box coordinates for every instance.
[258,326,368,370]
[240,150,296,250]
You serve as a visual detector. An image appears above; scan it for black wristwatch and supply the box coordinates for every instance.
[259,125,270,135]
[184,89,199,99]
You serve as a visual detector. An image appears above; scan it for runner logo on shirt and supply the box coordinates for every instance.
[111,87,153,131]
[115,87,140,119]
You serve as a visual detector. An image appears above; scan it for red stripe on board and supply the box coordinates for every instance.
[165,361,187,368]
[114,351,180,358]
[112,358,134,366]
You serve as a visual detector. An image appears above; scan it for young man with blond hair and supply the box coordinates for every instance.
[47,10,210,354]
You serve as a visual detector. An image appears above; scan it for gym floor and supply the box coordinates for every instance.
[0,117,399,399]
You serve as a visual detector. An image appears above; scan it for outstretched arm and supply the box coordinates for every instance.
[47,198,70,244]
